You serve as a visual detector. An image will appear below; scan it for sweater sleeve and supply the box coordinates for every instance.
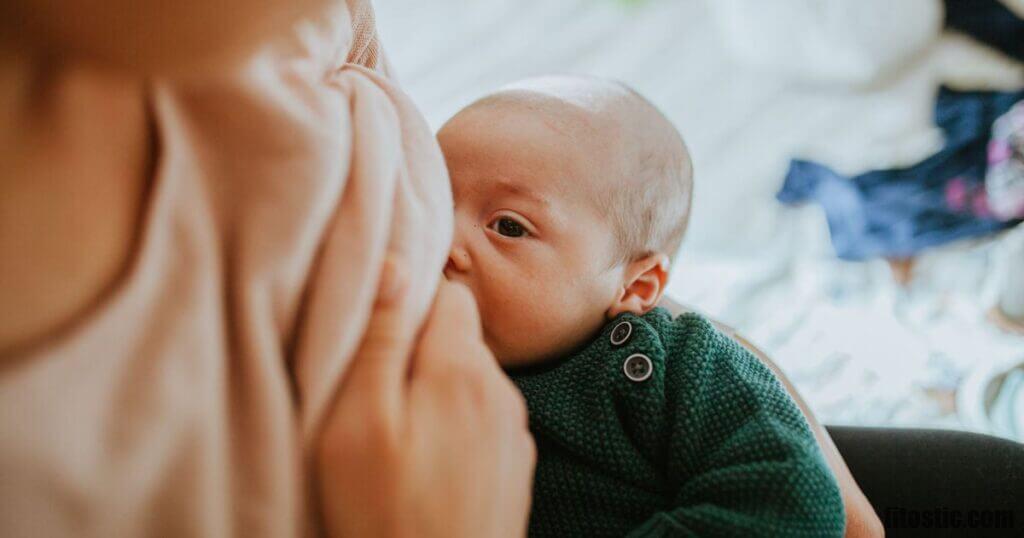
[627,315,845,538]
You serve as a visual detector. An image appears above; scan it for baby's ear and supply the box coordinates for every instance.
[607,254,669,318]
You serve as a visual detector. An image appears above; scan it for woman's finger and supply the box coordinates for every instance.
[336,255,419,421]
[410,280,487,378]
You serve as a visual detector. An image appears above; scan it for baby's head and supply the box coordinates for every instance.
[439,75,692,367]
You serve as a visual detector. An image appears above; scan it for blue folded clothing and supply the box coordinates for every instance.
[778,87,1024,260]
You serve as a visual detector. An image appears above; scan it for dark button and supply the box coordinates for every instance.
[623,353,653,382]
[610,320,632,346]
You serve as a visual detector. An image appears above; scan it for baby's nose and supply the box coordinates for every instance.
[446,246,472,274]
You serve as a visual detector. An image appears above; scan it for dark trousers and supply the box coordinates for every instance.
[827,426,1024,537]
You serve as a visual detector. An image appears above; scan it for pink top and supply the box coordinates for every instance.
[0,2,452,535]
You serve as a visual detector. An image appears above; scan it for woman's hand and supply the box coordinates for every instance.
[317,272,535,538]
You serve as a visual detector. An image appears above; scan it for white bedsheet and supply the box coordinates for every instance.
[375,0,1024,438]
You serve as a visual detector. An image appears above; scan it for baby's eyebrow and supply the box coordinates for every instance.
[494,181,550,208]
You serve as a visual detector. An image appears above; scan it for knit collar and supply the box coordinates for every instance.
[505,307,672,380]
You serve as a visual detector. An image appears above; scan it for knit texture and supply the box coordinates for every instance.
[509,308,845,537]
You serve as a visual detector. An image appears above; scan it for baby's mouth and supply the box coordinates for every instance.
[442,266,471,291]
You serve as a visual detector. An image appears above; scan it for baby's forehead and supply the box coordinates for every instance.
[450,75,689,202]
[470,97,639,187]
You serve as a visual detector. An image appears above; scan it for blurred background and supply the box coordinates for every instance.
[375,0,1024,440]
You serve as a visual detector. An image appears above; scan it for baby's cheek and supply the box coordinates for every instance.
[491,296,556,345]
[475,253,603,365]
[490,287,589,366]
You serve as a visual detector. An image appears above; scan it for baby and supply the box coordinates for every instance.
[438,75,844,537]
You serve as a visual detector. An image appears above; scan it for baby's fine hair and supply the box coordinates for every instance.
[598,82,693,267]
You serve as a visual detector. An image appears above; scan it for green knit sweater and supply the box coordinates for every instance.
[508,308,845,537]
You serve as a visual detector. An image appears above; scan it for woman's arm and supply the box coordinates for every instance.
[658,297,884,538]
[732,332,884,538]
[627,315,845,537]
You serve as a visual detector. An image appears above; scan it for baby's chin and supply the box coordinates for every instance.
[495,352,558,373]
[487,328,594,371]
[483,332,527,368]
[485,331,548,370]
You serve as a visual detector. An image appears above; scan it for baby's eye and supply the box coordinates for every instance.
[490,216,529,238]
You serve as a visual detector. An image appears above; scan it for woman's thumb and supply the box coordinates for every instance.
[336,254,417,417]
[375,255,407,307]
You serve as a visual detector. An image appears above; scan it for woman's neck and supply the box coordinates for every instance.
[0,50,151,356]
